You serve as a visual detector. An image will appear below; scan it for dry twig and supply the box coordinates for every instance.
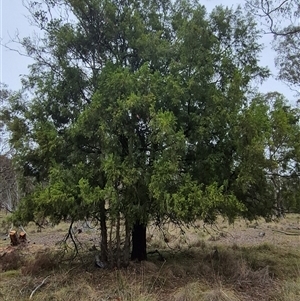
[29,275,50,300]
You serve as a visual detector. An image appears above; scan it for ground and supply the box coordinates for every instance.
[1,212,300,301]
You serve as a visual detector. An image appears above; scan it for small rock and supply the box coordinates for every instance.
[259,232,265,237]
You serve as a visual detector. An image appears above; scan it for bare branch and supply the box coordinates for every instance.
[1,42,32,59]
[264,0,289,15]
[246,0,300,36]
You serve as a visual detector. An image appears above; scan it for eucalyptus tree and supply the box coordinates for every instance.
[246,0,300,96]
[230,91,300,218]
[263,92,300,214]
[0,83,11,154]
[3,0,278,264]
[0,84,21,212]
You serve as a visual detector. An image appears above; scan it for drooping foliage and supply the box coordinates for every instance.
[2,0,300,264]
[246,0,300,97]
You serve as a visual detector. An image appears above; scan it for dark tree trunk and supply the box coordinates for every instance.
[131,221,147,261]
[100,201,108,262]
[123,217,131,266]
[116,213,121,268]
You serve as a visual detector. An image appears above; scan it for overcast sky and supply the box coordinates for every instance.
[0,0,296,104]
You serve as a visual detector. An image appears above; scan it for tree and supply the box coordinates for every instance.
[0,83,11,154]
[0,84,21,212]
[231,91,300,218]
[263,92,300,214]
[245,0,300,214]
[0,155,19,212]
[245,0,300,96]
[3,0,283,264]
[245,0,300,36]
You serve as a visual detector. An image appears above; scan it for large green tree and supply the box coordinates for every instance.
[4,0,296,264]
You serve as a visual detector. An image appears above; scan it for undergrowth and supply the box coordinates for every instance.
[1,241,300,301]
[1,212,300,300]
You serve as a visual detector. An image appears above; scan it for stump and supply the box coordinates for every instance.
[19,231,27,242]
[9,230,19,246]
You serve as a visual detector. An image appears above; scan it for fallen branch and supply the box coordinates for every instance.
[272,229,300,236]
[29,276,50,299]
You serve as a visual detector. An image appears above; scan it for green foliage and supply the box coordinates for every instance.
[2,0,300,261]
[231,92,300,217]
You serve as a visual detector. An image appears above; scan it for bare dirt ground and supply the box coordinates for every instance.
[146,215,300,251]
[1,214,300,254]
[0,218,100,252]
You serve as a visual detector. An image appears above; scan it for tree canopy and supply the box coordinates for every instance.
[246,0,300,97]
[1,0,300,264]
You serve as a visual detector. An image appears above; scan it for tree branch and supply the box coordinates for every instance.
[246,0,300,36]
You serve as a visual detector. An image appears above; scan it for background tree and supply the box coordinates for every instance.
[264,92,300,214]
[245,0,300,213]
[0,155,20,213]
[232,91,300,218]
[245,0,300,97]
[0,83,11,154]
[0,84,21,213]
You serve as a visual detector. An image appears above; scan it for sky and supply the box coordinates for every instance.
[0,0,297,104]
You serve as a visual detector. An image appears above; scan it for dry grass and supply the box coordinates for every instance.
[275,277,300,301]
[1,212,300,300]
[0,243,299,301]
[173,283,241,301]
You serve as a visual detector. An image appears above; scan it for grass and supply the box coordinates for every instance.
[276,278,300,301]
[1,212,300,300]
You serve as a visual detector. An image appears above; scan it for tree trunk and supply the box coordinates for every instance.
[108,220,114,266]
[116,213,121,268]
[131,221,147,261]
[123,217,131,266]
[100,200,108,262]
